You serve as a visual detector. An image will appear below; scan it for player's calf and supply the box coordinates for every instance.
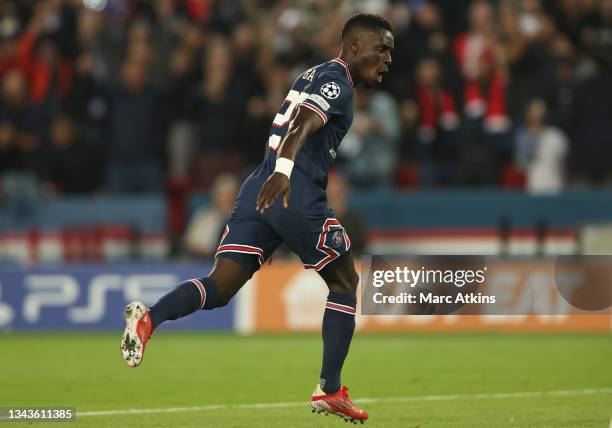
[148,277,220,328]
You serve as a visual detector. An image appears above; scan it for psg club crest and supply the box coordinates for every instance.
[331,230,344,248]
[320,82,340,99]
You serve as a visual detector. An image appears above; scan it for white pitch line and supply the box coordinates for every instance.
[78,387,612,417]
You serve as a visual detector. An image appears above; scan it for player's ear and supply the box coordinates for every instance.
[349,36,360,56]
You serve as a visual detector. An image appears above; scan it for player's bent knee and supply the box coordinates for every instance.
[206,278,245,308]
[320,252,359,295]
[207,257,252,308]
[326,266,359,295]
[342,268,359,294]
[348,267,359,293]
[215,289,234,307]
[329,283,356,296]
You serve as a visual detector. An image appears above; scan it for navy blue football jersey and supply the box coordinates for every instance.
[237,58,355,214]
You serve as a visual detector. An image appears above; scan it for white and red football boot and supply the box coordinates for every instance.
[120,302,153,367]
[311,384,368,424]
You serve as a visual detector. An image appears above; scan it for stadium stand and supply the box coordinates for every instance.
[1,0,612,261]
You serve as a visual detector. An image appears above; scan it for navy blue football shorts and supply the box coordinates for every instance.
[215,202,351,277]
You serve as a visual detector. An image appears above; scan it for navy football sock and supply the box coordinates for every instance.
[149,277,220,329]
[319,292,357,394]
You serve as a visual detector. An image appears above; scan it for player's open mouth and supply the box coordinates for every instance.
[377,70,387,81]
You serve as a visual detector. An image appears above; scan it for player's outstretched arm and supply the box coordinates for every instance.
[256,107,325,213]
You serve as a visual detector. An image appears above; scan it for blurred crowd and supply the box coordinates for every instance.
[1,0,612,206]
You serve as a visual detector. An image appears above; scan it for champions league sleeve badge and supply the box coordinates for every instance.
[320,82,340,99]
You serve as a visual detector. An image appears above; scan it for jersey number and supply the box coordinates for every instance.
[269,89,309,151]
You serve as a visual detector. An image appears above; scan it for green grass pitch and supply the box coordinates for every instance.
[1,332,611,427]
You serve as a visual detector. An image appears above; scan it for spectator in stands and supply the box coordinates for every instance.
[187,37,250,188]
[44,114,103,194]
[544,38,577,128]
[191,38,239,153]
[162,46,198,183]
[515,99,568,194]
[0,0,610,200]
[0,69,40,138]
[565,68,612,185]
[0,1,24,78]
[230,21,271,167]
[387,1,459,96]
[230,21,259,86]
[0,69,42,223]
[0,70,42,176]
[125,20,156,80]
[337,89,400,188]
[64,52,109,144]
[106,58,162,193]
[500,0,563,120]
[76,7,120,82]
[454,0,513,181]
[327,173,366,256]
[414,58,460,186]
[14,2,74,106]
[453,0,510,133]
[148,1,187,84]
[183,173,239,259]
[395,98,420,188]
[242,62,290,167]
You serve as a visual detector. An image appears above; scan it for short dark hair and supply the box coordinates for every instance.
[341,13,393,40]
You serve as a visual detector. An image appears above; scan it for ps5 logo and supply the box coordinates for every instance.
[19,274,178,323]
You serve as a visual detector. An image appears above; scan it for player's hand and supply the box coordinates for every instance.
[256,172,291,213]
